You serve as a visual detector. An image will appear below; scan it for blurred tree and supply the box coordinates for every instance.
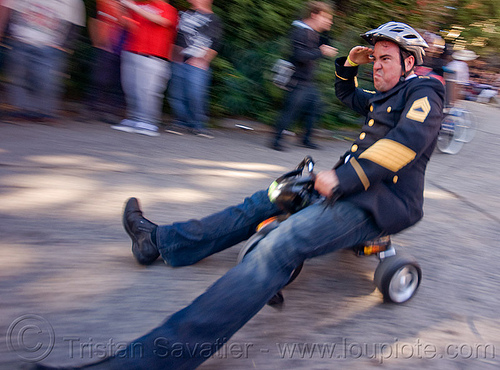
[439,0,500,65]
[69,0,500,127]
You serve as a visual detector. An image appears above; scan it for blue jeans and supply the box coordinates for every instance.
[168,62,211,129]
[92,191,383,369]
[45,47,69,118]
[5,41,59,117]
[121,51,170,128]
[274,82,322,144]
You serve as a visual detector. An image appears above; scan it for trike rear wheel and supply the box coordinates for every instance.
[374,254,421,304]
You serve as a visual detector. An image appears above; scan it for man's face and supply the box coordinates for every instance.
[372,41,403,92]
[313,11,333,33]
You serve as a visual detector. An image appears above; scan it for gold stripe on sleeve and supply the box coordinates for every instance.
[350,157,370,190]
[335,71,348,81]
[359,139,416,172]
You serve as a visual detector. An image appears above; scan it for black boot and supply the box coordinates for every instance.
[301,139,320,150]
[270,140,285,151]
[123,198,160,265]
[269,132,285,151]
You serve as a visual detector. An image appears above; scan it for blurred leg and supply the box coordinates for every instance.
[156,190,280,266]
[302,84,322,144]
[184,64,210,129]
[272,83,307,145]
[134,56,169,126]
[5,41,33,113]
[120,51,140,121]
[42,46,66,118]
[167,62,191,126]
[86,200,382,369]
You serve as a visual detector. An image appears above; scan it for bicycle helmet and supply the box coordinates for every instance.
[361,22,428,65]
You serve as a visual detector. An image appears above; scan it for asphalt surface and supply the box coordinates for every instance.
[1,101,500,369]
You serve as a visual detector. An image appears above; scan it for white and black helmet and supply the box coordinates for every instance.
[361,22,428,65]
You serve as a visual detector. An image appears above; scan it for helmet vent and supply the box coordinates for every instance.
[361,22,428,65]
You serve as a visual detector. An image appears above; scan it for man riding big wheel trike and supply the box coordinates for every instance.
[52,22,446,370]
[237,155,422,305]
[234,22,444,309]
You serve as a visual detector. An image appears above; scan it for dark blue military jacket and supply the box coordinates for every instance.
[334,57,445,234]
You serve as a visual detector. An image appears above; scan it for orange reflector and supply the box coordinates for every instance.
[363,242,390,256]
[257,216,279,232]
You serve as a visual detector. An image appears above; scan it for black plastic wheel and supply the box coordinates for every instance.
[374,254,422,304]
[236,232,265,264]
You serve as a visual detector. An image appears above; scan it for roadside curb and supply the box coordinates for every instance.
[215,117,358,142]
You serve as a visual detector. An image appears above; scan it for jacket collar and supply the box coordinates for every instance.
[370,73,419,102]
[291,20,315,31]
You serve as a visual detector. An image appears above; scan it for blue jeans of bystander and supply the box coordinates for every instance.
[168,62,211,130]
[5,41,59,118]
[45,47,68,118]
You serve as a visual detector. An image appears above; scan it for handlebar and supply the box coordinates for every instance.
[277,156,315,183]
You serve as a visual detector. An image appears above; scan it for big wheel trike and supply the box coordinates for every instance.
[237,156,422,305]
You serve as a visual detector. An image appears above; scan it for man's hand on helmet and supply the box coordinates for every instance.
[345,46,373,67]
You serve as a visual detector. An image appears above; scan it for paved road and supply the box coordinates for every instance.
[1,102,500,369]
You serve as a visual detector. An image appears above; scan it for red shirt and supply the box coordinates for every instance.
[124,1,178,60]
[93,0,123,52]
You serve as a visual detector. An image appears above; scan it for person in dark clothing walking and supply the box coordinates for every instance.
[270,1,338,151]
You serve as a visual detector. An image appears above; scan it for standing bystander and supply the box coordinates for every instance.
[84,0,127,124]
[165,0,223,139]
[0,0,85,123]
[111,0,178,137]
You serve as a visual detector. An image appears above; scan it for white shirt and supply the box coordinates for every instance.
[2,0,85,46]
[446,60,469,85]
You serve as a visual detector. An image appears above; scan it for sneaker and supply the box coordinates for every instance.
[123,198,160,265]
[165,123,189,135]
[135,127,160,137]
[192,128,214,139]
[111,119,136,133]
[135,121,160,137]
